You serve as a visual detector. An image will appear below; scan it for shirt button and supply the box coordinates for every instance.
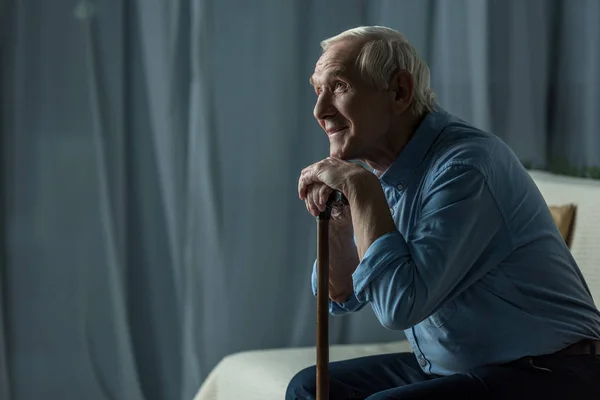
[419,358,427,367]
[397,183,404,191]
[389,207,394,215]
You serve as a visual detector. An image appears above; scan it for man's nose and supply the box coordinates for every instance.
[313,93,337,121]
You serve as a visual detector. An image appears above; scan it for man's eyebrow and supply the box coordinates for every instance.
[309,65,346,87]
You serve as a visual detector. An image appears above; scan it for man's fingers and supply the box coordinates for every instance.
[310,186,322,214]
[298,174,306,200]
[318,184,332,206]
[298,168,315,200]
[303,185,318,217]
[300,179,341,217]
[298,169,307,199]
[302,183,333,217]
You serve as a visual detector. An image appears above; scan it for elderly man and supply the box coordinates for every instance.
[289,26,600,399]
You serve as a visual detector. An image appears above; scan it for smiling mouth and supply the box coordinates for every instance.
[327,127,348,136]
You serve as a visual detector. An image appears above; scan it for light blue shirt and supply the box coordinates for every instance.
[311,108,600,376]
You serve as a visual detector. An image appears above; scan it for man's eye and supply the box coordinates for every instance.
[334,81,347,91]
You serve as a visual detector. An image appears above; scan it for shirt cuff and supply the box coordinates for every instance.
[330,293,363,314]
[352,230,410,302]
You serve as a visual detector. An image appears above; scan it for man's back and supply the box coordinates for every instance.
[389,109,600,374]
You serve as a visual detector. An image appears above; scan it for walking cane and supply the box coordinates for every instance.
[316,191,349,400]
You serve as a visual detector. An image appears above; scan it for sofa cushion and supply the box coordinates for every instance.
[549,204,577,248]
[528,170,600,302]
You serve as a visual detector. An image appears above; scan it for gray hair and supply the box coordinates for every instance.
[321,26,437,115]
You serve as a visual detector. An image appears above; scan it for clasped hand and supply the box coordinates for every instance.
[298,157,365,218]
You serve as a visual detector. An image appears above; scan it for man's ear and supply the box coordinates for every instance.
[390,70,414,114]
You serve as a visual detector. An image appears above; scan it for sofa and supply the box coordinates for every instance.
[194,169,600,400]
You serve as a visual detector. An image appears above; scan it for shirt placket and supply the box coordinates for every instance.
[405,327,431,372]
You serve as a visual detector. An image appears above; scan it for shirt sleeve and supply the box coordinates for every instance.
[352,164,511,330]
[311,259,368,315]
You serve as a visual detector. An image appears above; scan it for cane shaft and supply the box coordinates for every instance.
[316,219,329,400]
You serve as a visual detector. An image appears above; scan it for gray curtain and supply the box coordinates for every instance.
[1,0,599,399]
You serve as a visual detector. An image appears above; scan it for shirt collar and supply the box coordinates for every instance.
[377,107,450,188]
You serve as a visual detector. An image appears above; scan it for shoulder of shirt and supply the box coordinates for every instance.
[427,114,510,180]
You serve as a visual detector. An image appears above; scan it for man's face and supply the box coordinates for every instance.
[310,40,393,160]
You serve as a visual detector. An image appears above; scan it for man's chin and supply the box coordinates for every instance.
[329,130,357,157]
[329,148,348,160]
[329,142,350,160]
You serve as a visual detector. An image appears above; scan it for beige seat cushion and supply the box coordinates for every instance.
[549,204,577,248]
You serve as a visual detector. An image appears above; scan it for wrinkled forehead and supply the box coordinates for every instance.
[310,41,361,86]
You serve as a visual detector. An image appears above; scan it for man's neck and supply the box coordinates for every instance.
[363,112,426,175]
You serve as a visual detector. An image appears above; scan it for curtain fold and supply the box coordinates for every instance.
[0,0,15,397]
[1,1,599,399]
[188,0,222,393]
[82,4,146,400]
[487,0,557,167]
[550,0,600,168]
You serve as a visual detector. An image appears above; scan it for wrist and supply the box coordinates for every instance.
[329,275,354,303]
[343,169,377,202]
[344,169,396,259]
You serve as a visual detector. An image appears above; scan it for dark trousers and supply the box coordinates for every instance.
[285,351,600,399]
